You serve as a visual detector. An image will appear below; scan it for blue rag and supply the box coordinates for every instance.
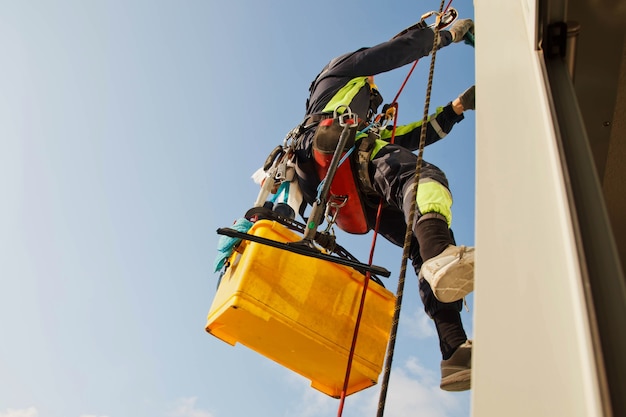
[213,218,254,273]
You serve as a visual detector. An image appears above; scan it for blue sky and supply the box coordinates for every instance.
[0,1,475,416]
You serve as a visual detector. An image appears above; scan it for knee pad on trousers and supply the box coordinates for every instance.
[416,179,453,227]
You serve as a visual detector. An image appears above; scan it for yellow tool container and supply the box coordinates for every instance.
[206,220,396,398]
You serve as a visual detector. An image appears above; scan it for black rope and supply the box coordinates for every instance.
[376,1,446,415]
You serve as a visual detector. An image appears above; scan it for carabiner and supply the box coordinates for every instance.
[421,8,458,31]
[263,145,285,172]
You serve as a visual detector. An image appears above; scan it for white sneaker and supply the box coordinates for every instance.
[420,245,474,303]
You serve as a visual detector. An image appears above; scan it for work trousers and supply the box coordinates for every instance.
[364,144,463,317]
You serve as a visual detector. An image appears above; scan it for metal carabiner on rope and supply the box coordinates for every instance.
[391,7,458,40]
[375,103,397,130]
[421,7,458,30]
[324,195,348,230]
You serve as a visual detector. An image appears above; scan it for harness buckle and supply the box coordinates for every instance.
[333,105,358,128]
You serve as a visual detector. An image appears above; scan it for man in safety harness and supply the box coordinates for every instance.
[293,18,476,391]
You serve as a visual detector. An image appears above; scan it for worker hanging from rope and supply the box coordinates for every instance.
[291,16,476,392]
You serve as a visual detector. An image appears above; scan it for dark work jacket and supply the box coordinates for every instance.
[295,27,456,206]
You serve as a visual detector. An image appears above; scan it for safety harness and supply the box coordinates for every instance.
[308,78,383,234]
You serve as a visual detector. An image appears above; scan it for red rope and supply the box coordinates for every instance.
[336,201,383,416]
[390,0,451,106]
[391,62,418,106]
[336,68,405,417]
[336,2,455,413]
[336,38,411,417]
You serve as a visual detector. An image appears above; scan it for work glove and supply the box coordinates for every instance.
[459,85,475,111]
[449,19,474,43]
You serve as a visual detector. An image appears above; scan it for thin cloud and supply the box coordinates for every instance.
[355,357,465,417]
[168,397,214,417]
[404,306,437,340]
[79,415,110,417]
[282,371,337,417]
[288,356,465,417]
[0,408,38,417]
[287,387,337,417]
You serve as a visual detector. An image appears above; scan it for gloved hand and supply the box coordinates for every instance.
[449,19,474,43]
[458,85,475,111]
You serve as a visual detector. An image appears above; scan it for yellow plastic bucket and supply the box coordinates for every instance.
[206,220,396,397]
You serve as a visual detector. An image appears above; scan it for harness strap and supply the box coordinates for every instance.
[302,113,333,127]
[355,134,378,196]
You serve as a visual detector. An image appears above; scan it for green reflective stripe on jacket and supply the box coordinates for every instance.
[322,76,369,114]
[378,106,445,141]
[370,106,446,158]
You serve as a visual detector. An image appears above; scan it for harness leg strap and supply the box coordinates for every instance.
[355,133,377,196]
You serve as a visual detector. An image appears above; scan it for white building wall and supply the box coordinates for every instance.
[472,1,604,416]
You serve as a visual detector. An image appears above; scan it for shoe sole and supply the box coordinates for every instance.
[440,369,471,392]
[431,259,474,303]
[421,248,474,303]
